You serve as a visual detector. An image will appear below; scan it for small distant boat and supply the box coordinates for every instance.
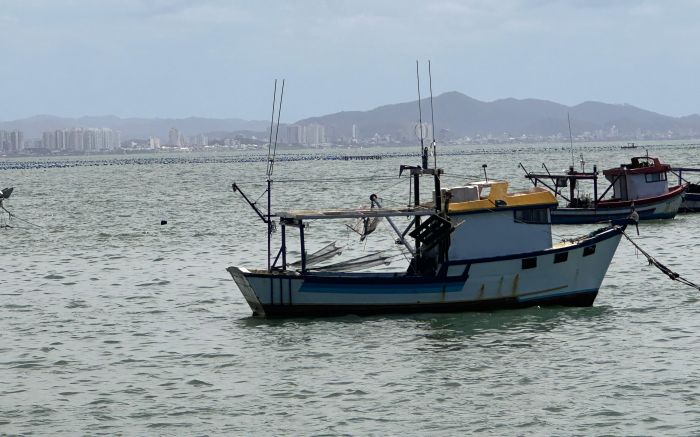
[621,142,637,149]
[523,156,687,224]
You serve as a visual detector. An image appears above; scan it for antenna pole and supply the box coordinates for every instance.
[416,60,427,169]
[267,80,278,178]
[265,79,285,271]
[266,80,278,271]
[567,112,574,169]
[269,79,285,178]
[428,60,436,169]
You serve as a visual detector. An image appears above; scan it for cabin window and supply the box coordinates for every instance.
[645,172,667,183]
[479,186,491,199]
[583,245,596,257]
[522,257,537,269]
[554,252,568,264]
[514,208,550,224]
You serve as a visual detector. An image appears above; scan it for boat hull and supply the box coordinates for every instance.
[228,226,624,318]
[551,186,685,224]
[680,191,700,212]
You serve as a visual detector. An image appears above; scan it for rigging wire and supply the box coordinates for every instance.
[428,59,437,169]
[266,79,278,177]
[416,60,424,154]
[268,79,285,178]
[567,112,575,169]
[277,171,522,185]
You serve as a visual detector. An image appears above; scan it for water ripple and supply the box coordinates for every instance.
[3,146,700,434]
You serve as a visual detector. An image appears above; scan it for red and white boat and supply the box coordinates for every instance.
[524,156,687,224]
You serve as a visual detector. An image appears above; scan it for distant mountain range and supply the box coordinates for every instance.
[2,92,700,141]
[298,91,700,140]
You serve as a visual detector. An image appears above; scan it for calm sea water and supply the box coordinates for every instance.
[2,143,700,435]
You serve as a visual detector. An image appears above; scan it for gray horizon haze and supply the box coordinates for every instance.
[1,0,699,122]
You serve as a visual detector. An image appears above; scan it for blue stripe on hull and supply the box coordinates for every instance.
[299,281,464,294]
[258,288,600,318]
[551,209,675,224]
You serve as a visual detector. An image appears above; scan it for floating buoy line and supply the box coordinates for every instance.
[1,142,698,171]
[622,231,700,291]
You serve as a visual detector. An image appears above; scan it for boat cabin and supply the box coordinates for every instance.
[603,157,670,201]
[444,181,557,260]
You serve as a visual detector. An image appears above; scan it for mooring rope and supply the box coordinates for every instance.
[0,204,44,229]
[622,231,700,291]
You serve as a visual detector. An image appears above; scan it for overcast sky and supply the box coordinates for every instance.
[1,0,699,121]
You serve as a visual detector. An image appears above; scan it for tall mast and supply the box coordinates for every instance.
[568,112,574,169]
[265,79,285,272]
[428,60,436,169]
[416,61,428,169]
[266,80,277,178]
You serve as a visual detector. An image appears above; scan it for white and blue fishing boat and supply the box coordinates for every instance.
[228,172,626,317]
[523,156,687,224]
[228,74,627,318]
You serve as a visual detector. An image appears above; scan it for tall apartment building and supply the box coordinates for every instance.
[305,124,325,145]
[168,128,181,146]
[286,125,304,144]
[286,124,325,145]
[0,130,24,153]
[41,128,121,151]
[193,133,208,147]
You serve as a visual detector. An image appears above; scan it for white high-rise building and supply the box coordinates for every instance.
[0,130,24,152]
[287,125,304,144]
[169,127,181,146]
[11,130,23,151]
[304,124,325,145]
[194,133,208,147]
[41,128,120,151]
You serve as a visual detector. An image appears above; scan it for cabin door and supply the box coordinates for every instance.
[615,176,628,200]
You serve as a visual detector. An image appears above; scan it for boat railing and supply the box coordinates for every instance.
[670,167,700,186]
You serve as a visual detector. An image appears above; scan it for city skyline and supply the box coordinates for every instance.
[4,86,700,154]
[1,1,700,123]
